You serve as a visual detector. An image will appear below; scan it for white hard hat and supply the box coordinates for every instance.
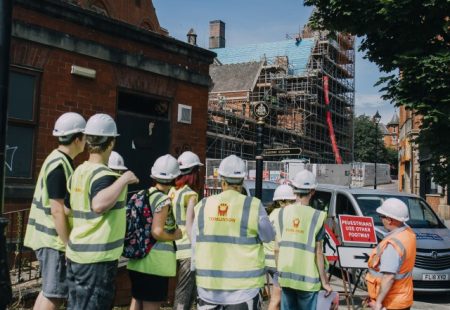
[290,170,317,192]
[376,198,409,222]
[151,154,181,183]
[108,151,127,171]
[84,114,119,137]
[52,112,86,137]
[178,151,204,174]
[273,184,296,201]
[218,155,246,184]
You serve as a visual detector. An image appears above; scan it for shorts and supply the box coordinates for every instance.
[128,270,169,302]
[197,292,262,310]
[66,259,118,310]
[266,267,279,288]
[35,248,68,298]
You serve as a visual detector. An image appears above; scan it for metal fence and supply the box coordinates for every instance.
[3,209,40,286]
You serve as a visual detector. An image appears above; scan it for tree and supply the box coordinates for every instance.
[354,115,388,164]
[304,0,450,185]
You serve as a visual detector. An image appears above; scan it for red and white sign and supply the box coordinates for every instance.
[338,215,377,244]
[324,224,340,262]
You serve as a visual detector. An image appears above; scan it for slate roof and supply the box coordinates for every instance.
[387,113,399,126]
[209,61,263,93]
[379,123,389,135]
[211,38,315,76]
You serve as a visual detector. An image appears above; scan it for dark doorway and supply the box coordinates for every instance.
[116,91,171,193]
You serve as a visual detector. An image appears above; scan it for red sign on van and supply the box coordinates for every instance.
[338,215,377,244]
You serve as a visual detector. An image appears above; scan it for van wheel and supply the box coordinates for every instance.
[352,268,368,290]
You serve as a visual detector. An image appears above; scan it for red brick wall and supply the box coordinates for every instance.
[6,3,212,212]
[75,0,165,35]
[13,6,209,75]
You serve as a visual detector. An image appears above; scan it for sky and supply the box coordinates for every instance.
[153,0,397,124]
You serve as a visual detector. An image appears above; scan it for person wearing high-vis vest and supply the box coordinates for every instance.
[191,154,275,310]
[365,198,416,310]
[264,184,296,310]
[108,150,128,174]
[24,112,86,310]
[65,114,139,310]
[170,151,203,310]
[127,154,182,310]
[274,170,332,310]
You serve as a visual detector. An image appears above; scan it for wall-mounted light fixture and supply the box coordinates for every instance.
[70,65,96,79]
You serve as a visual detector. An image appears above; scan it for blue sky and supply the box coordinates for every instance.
[153,0,396,124]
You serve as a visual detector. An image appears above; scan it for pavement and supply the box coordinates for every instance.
[328,273,450,310]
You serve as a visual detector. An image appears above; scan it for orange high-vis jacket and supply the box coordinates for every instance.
[365,226,416,309]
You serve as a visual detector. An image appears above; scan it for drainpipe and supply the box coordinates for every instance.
[0,0,13,308]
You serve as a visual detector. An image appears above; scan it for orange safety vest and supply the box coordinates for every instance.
[366,226,416,309]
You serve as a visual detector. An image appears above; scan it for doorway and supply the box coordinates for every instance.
[115,91,171,193]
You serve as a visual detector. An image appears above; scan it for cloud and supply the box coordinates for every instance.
[355,93,388,108]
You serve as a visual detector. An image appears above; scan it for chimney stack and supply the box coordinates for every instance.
[209,20,225,49]
[187,28,197,46]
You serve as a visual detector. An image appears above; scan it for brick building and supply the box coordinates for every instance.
[381,112,399,149]
[5,0,215,213]
[398,106,449,220]
[4,0,215,306]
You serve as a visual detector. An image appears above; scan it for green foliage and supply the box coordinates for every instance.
[305,0,450,185]
[354,115,392,165]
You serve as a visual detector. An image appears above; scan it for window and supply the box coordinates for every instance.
[311,190,332,212]
[6,69,39,180]
[353,194,445,229]
[336,193,356,216]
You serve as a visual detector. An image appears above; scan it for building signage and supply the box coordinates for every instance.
[263,148,302,156]
[337,246,372,269]
[338,215,377,244]
[253,102,270,118]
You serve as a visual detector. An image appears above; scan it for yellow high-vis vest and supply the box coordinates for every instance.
[66,162,127,264]
[194,190,265,290]
[264,208,281,269]
[128,187,177,276]
[276,203,326,291]
[169,185,198,260]
[24,150,73,251]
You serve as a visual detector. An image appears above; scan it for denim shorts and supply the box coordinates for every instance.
[66,259,118,310]
[35,248,68,299]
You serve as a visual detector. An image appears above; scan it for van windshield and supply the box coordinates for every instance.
[353,194,445,229]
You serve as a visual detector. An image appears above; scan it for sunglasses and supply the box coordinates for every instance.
[379,215,389,220]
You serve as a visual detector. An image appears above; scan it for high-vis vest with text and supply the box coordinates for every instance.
[66,162,127,264]
[24,150,73,251]
[127,187,177,276]
[277,203,326,291]
[366,226,416,309]
[264,208,281,269]
[194,190,265,290]
[169,185,198,259]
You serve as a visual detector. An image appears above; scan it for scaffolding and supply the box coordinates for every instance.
[207,28,355,163]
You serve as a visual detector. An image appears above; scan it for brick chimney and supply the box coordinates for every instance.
[187,28,197,46]
[209,20,225,49]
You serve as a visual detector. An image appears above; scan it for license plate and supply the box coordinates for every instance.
[422,273,449,281]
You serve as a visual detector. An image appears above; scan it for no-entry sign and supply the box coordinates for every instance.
[338,215,377,245]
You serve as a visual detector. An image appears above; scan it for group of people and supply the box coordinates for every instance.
[24,111,416,310]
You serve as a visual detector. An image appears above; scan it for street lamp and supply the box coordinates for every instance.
[254,101,269,199]
[373,110,382,189]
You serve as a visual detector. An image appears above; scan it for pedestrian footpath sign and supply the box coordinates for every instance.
[324,224,340,262]
[338,215,377,244]
[337,246,372,269]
